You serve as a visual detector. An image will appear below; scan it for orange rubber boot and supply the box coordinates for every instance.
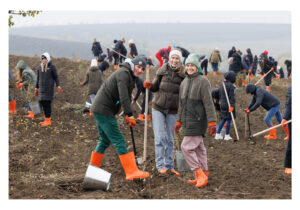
[213,71,217,76]
[137,114,144,121]
[9,100,17,114]
[188,171,209,184]
[266,87,270,92]
[40,117,51,127]
[285,168,292,175]
[24,110,34,119]
[283,126,289,140]
[195,168,208,188]
[119,152,149,180]
[170,169,180,176]
[204,75,208,78]
[114,65,118,70]
[159,168,167,174]
[242,79,246,87]
[90,151,104,167]
[89,110,93,116]
[147,114,151,121]
[264,126,277,140]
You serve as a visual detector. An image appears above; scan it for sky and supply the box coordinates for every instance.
[11,11,291,27]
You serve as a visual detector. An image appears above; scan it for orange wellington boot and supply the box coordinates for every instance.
[9,100,17,114]
[147,114,151,121]
[188,171,210,184]
[285,168,292,175]
[89,110,93,116]
[264,127,277,140]
[170,169,180,176]
[242,79,246,87]
[24,110,34,119]
[137,114,144,121]
[90,151,104,167]
[40,117,51,127]
[283,126,289,140]
[159,168,167,174]
[114,65,118,70]
[204,75,208,78]
[195,168,208,188]
[119,152,149,180]
[213,71,217,76]
[266,87,270,92]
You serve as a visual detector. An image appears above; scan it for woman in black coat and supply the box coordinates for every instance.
[35,52,62,126]
[282,86,291,174]
[215,71,236,140]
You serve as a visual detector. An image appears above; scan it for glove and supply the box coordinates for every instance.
[281,119,288,128]
[248,69,251,73]
[143,81,152,89]
[57,86,62,93]
[229,106,234,113]
[208,121,216,136]
[174,121,182,133]
[125,115,136,128]
[17,83,24,90]
[131,100,136,104]
[80,82,84,87]
[35,89,38,96]
[15,81,20,86]
[275,74,279,79]
[244,108,250,114]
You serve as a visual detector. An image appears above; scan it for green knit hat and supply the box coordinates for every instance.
[185,53,203,75]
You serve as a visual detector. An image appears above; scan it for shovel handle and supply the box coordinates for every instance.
[130,127,137,156]
[251,120,291,138]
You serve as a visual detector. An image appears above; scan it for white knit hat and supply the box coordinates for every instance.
[90,59,98,67]
[169,49,183,62]
[128,39,134,44]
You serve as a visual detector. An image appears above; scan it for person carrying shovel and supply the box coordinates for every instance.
[15,60,37,119]
[244,84,289,140]
[89,56,149,181]
[174,53,217,188]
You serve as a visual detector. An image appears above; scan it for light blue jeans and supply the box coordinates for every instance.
[264,103,282,127]
[152,108,177,170]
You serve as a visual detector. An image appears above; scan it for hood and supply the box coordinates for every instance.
[232,46,236,50]
[224,71,236,83]
[41,52,51,62]
[90,59,98,67]
[246,84,256,94]
[16,60,27,70]
[124,58,134,71]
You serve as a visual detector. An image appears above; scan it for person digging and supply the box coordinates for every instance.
[244,84,288,140]
[89,56,149,181]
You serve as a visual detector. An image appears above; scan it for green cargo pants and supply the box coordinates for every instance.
[93,112,128,155]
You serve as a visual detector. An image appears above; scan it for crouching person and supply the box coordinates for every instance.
[89,56,149,181]
[174,53,217,188]
[244,84,288,140]
[35,52,62,126]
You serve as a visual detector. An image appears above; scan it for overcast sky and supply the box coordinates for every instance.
[11,11,291,27]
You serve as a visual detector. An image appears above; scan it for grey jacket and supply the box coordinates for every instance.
[177,73,217,136]
[16,60,36,88]
[91,62,136,117]
[82,66,103,95]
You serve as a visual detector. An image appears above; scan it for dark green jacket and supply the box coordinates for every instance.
[91,62,136,117]
[16,60,36,88]
[150,63,185,114]
[177,73,217,136]
[82,66,103,95]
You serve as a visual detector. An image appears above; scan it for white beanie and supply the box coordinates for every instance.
[90,59,98,67]
[169,49,183,62]
[128,39,134,44]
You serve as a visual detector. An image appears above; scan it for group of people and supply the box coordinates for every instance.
[9,41,292,190]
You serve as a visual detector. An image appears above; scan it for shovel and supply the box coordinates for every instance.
[246,114,256,144]
[129,127,143,165]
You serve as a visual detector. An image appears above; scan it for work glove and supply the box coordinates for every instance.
[174,121,182,133]
[208,121,216,136]
[57,86,62,93]
[244,108,250,114]
[143,81,152,89]
[125,115,136,128]
[15,81,20,86]
[34,89,38,96]
[80,82,84,87]
[248,69,251,74]
[17,83,24,90]
[229,106,234,113]
[275,74,279,79]
[281,119,288,128]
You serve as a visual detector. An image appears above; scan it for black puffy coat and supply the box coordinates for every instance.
[35,61,60,101]
[91,42,103,57]
[129,43,138,57]
[114,40,127,57]
[219,72,236,120]
[176,46,190,58]
[283,86,291,120]
[229,52,242,74]
[246,84,280,112]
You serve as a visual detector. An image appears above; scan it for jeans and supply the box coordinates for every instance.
[152,108,177,170]
[211,62,218,72]
[217,119,232,135]
[264,103,282,127]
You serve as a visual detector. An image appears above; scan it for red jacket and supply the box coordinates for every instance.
[157,48,169,60]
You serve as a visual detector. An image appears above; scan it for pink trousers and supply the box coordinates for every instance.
[181,135,208,172]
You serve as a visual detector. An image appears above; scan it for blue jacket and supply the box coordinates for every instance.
[242,55,251,70]
[246,84,280,112]
[283,86,291,120]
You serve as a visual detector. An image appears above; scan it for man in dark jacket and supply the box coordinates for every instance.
[228,46,236,58]
[128,39,138,58]
[35,52,62,127]
[246,48,253,66]
[259,52,275,91]
[229,52,243,87]
[132,77,152,121]
[244,84,288,140]
[88,56,149,181]
[113,38,127,65]
[91,38,103,58]
[284,60,292,79]
[97,55,110,75]
[278,66,285,79]
[282,86,291,174]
